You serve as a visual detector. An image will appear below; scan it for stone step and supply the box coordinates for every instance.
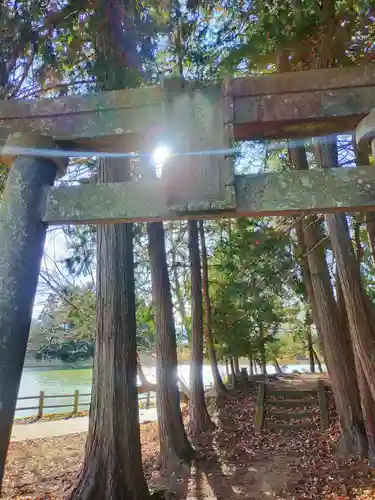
[266,389,317,398]
[266,398,319,407]
[267,410,316,420]
[266,422,314,432]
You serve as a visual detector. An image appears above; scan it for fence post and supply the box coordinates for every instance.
[146,391,150,409]
[73,390,79,414]
[254,383,265,433]
[38,391,45,419]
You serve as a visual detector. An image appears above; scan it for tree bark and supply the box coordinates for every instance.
[316,135,375,456]
[304,214,367,455]
[306,328,315,373]
[326,214,375,438]
[229,354,236,381]
[313,349,323,373]
[248,355,254,376]
[169,223,188,336]
[259,325,267,375]
[273,358,282,374]
[354,140,375,269]
[198,220,227,395]
[289,143,367,455]
[136,353,149,386]
[147,221,195,469]
[68,158,150,500]
[234,356,240,375]
[336,273,375,458]
[187,220,214,436]
[225,359,230,379]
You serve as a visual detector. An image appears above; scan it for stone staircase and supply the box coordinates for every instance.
[254,380,329,433]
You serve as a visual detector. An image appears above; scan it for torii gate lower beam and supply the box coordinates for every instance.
[44,165,375,224]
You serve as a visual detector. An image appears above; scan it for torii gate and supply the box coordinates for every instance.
[1,65,375,484]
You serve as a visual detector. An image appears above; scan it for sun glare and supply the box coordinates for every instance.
[152,145,172,166]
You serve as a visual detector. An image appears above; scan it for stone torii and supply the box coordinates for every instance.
[0,65,375,488]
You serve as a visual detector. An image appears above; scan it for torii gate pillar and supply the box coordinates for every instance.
[0,133,67,491]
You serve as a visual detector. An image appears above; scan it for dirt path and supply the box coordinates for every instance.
[3,385,375,499]
[11,407,157,441]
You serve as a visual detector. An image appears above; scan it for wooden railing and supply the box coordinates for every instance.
[16,382,215,419]
[16,390,154,419]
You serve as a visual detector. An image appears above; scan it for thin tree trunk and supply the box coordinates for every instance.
[306,328,315,373]
[198,220,227,395]
[136,353,149,386]
[147,221,195,469]
[354,141,375,269]
[68,159,150,500]
[313,349,323,373]
[234,356,240,375]
[229,354,236,384]
[187,220,214,436]
[225,359,230,379]
[273,358,282,374]
[169,223,188,335]
[289,142,367,456]
[259,325,267,375]
[248,355,254,376]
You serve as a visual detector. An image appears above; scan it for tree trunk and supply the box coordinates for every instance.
[316,135,375,455]
[273,358,282,374]
[313,349,323,373]
[229,354,236,381]
[225,359,230,379]
[248,355,254,376]
[147,222,195,469]
[68,3,150,496]
[187,220,214,436]
[198,220,227,395]
[306,328,315,373]
[259,325,267,375]
[169,223,188,336]
[326,214,375,439]
[234,356,240,375]
[336,273,375,458]
[289,143,367,456]
[354,141,375,269]
[68,158,150,500]
[303,214,367,455]
[136,353,149,386]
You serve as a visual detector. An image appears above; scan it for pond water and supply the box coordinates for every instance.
[17,362,325,418]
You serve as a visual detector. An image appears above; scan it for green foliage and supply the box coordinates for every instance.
[31,286,156,361]
[210,218,297,362]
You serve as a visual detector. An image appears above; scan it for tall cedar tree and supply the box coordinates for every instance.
[68,1,150,498]
[198,220,228,396]
[147,220,195,469]
[188,220,215,435]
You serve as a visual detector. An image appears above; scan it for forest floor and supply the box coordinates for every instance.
[2,376,375,499]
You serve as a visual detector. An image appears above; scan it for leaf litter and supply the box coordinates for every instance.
[2,384,375,499]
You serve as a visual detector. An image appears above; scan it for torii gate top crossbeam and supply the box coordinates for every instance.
[0,65,375,154]
[2,65,375,222]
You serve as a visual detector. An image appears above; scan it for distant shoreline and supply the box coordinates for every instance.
[23,356,313,371]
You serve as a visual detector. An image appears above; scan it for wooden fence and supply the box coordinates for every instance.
[16,390,154,419]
